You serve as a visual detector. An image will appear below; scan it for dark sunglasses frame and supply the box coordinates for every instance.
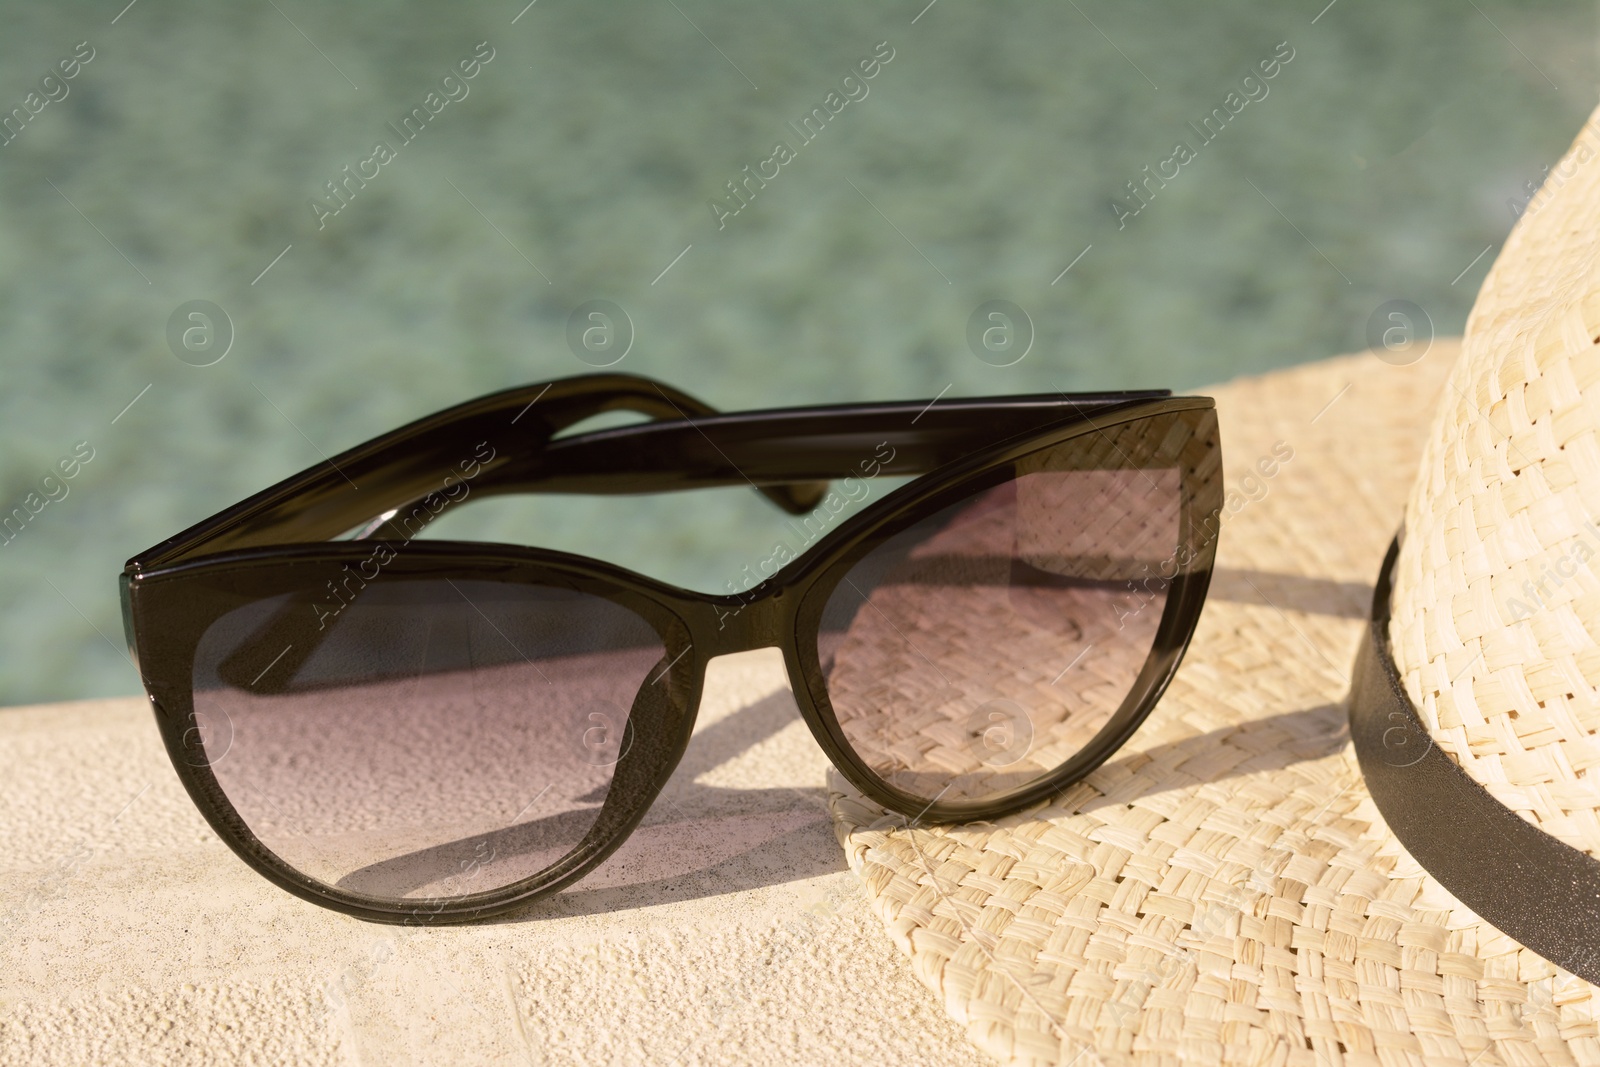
[120,373,1222,924]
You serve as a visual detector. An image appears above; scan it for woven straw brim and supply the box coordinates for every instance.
[829,341,1600,1066]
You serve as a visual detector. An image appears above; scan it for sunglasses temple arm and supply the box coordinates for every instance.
[471,392,1174,498]
[131,376,1168,570]
[132,374,833,568]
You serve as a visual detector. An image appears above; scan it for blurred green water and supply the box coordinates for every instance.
[0,0,1594,705]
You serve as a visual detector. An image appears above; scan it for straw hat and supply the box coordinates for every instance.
[828,107,1600,1066]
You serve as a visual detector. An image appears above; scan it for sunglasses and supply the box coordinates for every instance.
[119,373,1223,924]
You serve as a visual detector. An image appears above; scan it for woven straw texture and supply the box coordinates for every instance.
[832,340,1600,1064]
[828,108,1600,1065]
[1388,110,1600,863]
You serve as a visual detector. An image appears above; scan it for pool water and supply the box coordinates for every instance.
[0,0,1593,704]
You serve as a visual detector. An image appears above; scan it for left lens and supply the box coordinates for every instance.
[811,408,1216,806]
[189,577,669,903]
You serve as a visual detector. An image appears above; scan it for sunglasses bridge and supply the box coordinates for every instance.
[677,578,795,662]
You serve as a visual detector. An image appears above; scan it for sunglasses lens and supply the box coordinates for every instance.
[188,578,667,903]
[815,409,1214,804]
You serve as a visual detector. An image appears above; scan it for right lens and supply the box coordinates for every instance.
[814,409,1213,805]
[187,576,669,904]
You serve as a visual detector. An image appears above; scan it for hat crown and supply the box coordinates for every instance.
[1389,110,1600,861]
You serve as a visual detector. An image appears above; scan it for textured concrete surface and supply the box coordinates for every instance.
[0,648,993,1066]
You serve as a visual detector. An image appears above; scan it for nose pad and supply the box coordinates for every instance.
[572,640,701,853]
